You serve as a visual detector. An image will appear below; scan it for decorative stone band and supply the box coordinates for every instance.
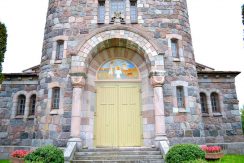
[70,75,86,88]
[149,71,165,87]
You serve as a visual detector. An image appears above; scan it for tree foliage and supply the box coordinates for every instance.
[242,5,244,25]
[0,22,7,81]
[240,105,244,134]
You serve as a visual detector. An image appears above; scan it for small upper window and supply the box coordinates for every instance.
[17,95,26,116]
[171,39,179,58]
[29,95,36,116]
[98,1,105,23]
[130,1,137,23]
[176,86,184,108]
[52,87,60,109]
[56,40,64,60]
[200,93,208,113]
[110,0,125,22]
[211,92,220,112]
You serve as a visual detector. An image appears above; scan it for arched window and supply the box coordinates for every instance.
[52,87,60,109]
[17,95,26,116]
[200,93,208,113]
[29,95,36,116]
[176,86,185,108]
[211,92,220,112]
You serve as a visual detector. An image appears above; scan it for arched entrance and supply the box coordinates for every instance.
[70,28,166,148]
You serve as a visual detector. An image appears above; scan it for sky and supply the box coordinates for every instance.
[0,0,243,107]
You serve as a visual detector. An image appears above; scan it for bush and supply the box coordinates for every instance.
[165,144,205,163]
[24,145,64,163]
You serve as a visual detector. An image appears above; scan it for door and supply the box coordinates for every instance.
[95,83,141,147]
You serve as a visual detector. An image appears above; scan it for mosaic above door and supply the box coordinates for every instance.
[97,59,139,80]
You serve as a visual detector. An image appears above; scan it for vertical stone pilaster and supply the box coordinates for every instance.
[150,72,166,138]
[150,71,169,155]
[70,76,86,143]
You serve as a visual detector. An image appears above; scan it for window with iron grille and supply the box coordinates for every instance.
[56,40,64,60]
[17,95,26,116]
[211,92,220,112]
[29,95,36,116]
[52,87,60,109]
[200,93,208,113]
[130,1,137,23]
[98,1,105,23]
[176,86,184,108]
[171,39,179,58]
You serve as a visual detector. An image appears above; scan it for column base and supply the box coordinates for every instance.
[68,138,82,150]
[154,136,170,157]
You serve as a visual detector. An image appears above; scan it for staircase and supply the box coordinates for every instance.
[71,147,164,163]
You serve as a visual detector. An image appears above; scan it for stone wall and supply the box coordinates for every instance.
[198,72,244,143]
[36,0,204,146]
[0,75,38,146]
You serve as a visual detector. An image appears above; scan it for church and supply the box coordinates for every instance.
[0,0,243,160]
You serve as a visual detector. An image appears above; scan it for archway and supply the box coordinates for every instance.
[70,29,165,147]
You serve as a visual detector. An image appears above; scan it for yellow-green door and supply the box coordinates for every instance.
[95,83,141,147]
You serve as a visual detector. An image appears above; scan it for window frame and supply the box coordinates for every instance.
[171,38,179,58]
[52,87,60,110]
[200,93,208,113]
[29,94,36,116]
[130,0,137,23]
[56,40,64,60]
[176,86,185,108]
[17,95,26,116]
[98,0,105,24]
[211,92,220,113]
[110,0,126,22]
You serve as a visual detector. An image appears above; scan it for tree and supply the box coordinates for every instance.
[0,22,7,81]
[241,105,244,134]
[242,5,244,25]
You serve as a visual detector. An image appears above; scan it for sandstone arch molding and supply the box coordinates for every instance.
[71,28,165,73]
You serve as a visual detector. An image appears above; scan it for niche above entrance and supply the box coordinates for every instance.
[97,59,140,80]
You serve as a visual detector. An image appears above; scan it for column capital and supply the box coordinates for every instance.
[149,71,165,87]
[70,74,86,88]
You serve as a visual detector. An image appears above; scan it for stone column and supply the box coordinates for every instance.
[150,71,169,155]
[70,76,86,143]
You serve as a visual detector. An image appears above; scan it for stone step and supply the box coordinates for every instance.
[75,151,161,156]
[74,155,163,160]
[71,160,165,163]
[78,147,159,152]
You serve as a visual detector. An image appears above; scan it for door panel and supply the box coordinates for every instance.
[118,85,141,146]
[95,83,141,147]
[96,86,118,147]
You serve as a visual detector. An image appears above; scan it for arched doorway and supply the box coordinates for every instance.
[70,28,165,148]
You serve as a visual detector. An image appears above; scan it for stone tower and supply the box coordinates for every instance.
[36,0,204,148]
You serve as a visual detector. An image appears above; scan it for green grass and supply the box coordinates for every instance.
[207,154,244,163]
[0,160,9,163]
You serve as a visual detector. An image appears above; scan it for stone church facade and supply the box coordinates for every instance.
[0,0,243,152]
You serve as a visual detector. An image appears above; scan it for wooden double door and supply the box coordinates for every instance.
[95,83,142,147]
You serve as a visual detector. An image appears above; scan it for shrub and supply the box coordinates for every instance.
[165,144,205,163]
[24,145,64,163]
[11,149,30,158]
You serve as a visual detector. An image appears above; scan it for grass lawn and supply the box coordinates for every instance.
[0,160,9,163]
[208,154,244,163]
